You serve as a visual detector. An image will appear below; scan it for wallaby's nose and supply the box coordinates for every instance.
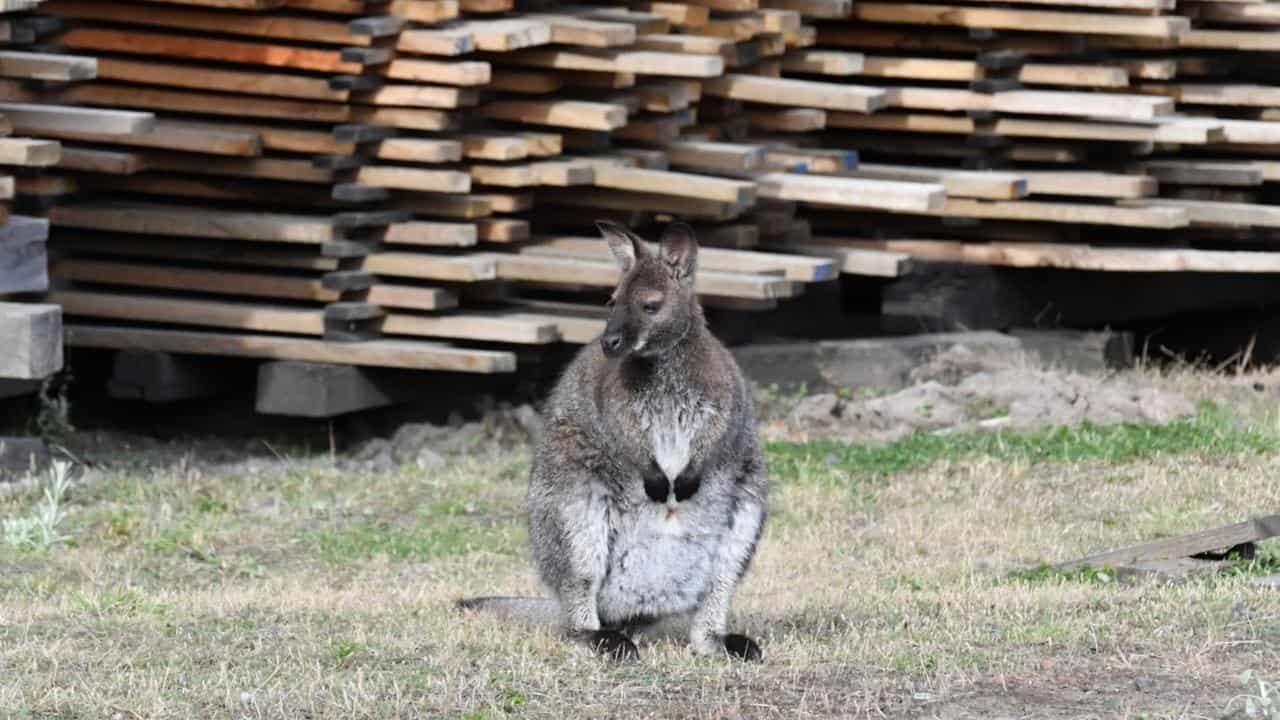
[601,333,624,356]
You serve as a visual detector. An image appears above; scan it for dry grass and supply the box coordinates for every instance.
[2,369,1280,719]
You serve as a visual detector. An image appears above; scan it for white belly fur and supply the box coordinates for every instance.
[597,503,720,624]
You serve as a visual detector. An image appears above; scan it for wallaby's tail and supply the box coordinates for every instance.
[456,596,560,627]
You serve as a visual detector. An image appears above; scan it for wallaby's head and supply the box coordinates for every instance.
[597,220,701,360]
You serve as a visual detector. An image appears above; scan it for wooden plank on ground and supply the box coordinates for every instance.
[1058,515,1280,571]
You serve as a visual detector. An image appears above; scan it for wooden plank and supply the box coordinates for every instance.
[1059,515,1280,571]
[355,165,471,193]
[520,236,836,281]
[758,173,945,212]
[93,57,346,102]
[0,137,59,166]
[58,28,363,74]
[592,165,755,204]
[844,163,1025,200]
[746,108,826,132]
[922,198,1188,228]
[0,102,154,136]
[34,119,259,157]
[0,216,48,296]
[447,18,551,51]
[377,138,463,163]
[396,28,474,56]
[53,258,337,303]
[1019,171,1156,199]
[52,290,327,336]
[383,312,559,344]
[668,140,764,172]
[363,252,497,282]
[384,221,477,246]
[524,13,637,47]
[480,99,627,130]
[704,73,887,112]
[1120,198,1280,228]
[836,238,1280,273]
[761,242,910,277]
[8,84,456,131]
[0,50,96,81]
[43,0,366,45]
[1137,160,1264,187]
[0,302,61,381]
[851,3,1188,39]
[50,202,337,244]
[490,47,724,77]
[384,58,491,86]
[759,0,850,17]
[65,325,516,372]
[490,253,796,299]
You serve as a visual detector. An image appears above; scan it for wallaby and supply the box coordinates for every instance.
[459,220,769,662]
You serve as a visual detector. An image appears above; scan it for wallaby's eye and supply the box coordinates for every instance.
[643,302,660,315]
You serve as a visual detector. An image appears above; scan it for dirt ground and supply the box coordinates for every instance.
[2,355,1279,719]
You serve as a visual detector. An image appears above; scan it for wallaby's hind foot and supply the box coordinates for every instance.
[723,634,762,662]
[587,630,639,662]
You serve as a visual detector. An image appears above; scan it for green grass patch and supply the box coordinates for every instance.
[1009,562,1119,586]
[766,403,1279,484]
[299,520,509,563]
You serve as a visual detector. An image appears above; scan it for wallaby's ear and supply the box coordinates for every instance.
[659,222,697,286]
[597,220,647,274]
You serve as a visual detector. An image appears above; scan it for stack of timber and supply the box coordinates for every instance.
[10,0,920,378]
[772,0,1280,275]
[11,0,1280,382]
[1,0,70,383]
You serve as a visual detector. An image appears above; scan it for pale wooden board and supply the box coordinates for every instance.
[833,238,1280,273]
[382,311,560,344]
[64,325,516,373]
[851,2,1188,38]
[757,172,945,212]
[517,235,837,281]
[1059,515,1280,570]
[0,102,154,136]
[704,73,887,112]
[35,119,259,157]
[50,202,338,244]
[0,51,96,82]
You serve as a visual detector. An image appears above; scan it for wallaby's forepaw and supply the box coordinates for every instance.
[591,630,639,662]
[723,634,763,662]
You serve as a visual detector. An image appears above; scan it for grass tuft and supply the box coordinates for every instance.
[2,459,74,551]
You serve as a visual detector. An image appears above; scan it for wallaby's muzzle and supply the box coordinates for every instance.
[601,332,625,357]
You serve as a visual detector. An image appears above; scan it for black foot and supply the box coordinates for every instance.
[723,634,762,662]
[590,630,639,662]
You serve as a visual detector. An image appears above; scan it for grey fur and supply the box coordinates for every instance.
[460,221,768,662]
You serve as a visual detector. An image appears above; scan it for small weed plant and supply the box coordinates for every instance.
[2,459,74,551]
[1227,671,1279,720]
